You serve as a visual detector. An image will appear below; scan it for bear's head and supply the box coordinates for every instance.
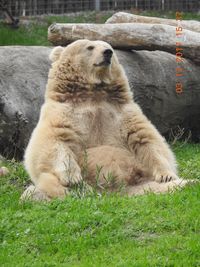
[49,39,126,84]
[47,39,132,104]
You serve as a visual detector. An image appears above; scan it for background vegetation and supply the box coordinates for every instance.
[0,11,199,46]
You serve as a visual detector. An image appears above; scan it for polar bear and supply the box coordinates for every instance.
[22,39,183,201]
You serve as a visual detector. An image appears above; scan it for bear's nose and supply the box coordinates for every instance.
[103,49,113,58]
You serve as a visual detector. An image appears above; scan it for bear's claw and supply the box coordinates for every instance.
[155,172,179,183]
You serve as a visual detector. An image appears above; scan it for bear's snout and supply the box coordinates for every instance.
[103,49,113,60]
[102,49,113,65]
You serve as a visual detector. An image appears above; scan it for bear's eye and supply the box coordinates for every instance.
[87,46,94,51]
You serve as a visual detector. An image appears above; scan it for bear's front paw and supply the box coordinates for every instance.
[59,168,83,187]
[154,171,179,183]
[68,173,83,185]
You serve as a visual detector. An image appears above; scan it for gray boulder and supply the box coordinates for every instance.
[117,50,200,141]
[0,46,199,159]
[0,46,51,159]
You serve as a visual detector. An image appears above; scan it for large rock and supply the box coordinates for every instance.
[117,50,200,142]
[0,46,200,159]
[0,46,51,159]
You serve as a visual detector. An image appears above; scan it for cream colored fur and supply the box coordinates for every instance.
[22,39,185,201]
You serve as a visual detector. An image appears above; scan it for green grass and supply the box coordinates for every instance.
[0,11,113,46]
[0,142,200,266]
[0,23,49,46]
[0,11,199,46]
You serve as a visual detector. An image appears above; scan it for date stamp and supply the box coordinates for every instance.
[176,12,184,94]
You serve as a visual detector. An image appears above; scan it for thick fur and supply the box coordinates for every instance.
[23,40,180,200]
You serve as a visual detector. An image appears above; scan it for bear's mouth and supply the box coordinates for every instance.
[94,58,111,67]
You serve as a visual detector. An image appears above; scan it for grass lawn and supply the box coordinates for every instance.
[0,12,113,46]
[0,142,200,267]
[0,11,199,46]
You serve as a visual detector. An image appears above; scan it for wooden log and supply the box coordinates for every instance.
[106,12,200,33]
[48,23,200,64]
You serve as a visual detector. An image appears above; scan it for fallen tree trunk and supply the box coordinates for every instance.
[106,12,200,33]
[0,46,200,159]
[48,23,200,64]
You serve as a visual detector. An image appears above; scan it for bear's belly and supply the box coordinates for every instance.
[73,103,123,148]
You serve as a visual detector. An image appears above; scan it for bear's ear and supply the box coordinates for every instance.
[49,46,64,62]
